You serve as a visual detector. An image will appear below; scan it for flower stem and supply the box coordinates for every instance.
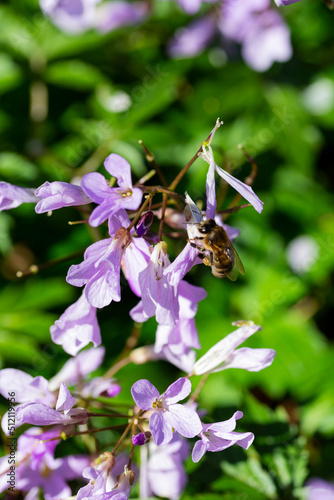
[111,410,143,455]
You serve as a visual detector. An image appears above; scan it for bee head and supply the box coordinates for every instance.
[198,219,216,234]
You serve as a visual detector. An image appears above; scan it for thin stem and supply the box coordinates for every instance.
[42,425,127,442]
[168,125,215,192]
[168,149,201,192]
[158,193,168,242]
[218,203,251,214]
[189,374,209,403]
[135,169,156,186]
[111,410,143,455]
[138,140,168,187]
[87,412,131,418]
[126,195,153,233]
[103,355,132,379]
[16,249,85,278]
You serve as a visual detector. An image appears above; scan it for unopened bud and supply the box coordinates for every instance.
[132,431,152,446]
[136,211,154,237]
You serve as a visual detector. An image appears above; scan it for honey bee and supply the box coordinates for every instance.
[189,218,245,281]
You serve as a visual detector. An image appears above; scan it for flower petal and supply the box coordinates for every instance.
[164,378,191,405]
[131,379,159,410]
[103,153,133,188]
[166,404,202,438]
[192,439,207,463]
[215,164,263,213]
[220,347,276,372]
[150,411,174,446]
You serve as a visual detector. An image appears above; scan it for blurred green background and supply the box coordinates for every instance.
[0,0,334,498]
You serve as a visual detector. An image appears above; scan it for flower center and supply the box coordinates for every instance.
[152,397,167,412]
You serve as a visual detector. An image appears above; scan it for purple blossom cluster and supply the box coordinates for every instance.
[0,121,278,499]
[38,0,303,72]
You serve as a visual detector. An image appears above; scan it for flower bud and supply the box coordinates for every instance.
[132,431,152,446]
[136,211,154,237]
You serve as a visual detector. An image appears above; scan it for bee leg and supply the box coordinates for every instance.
[189,241,204,251]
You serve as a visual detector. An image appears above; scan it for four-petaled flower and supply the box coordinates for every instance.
[81,153,143,227]
[192,411,254,463]
[131,378,202,446]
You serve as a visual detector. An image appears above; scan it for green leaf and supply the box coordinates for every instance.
[45,60,107,90]
[0,152,38,182]
[0,53,22,94]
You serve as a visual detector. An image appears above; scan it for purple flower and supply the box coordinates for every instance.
[66,210,149,308]
[168,0,293,72]
[168,15,216,58]
[80,377,122,399]
[275,0,302,5]
[198,120,263,214]
[163,0,216,15]
[39,0,101,34]
[306,478,334,500]
[0,427,89,499]
[192,321,276,375]
[16,383,88,427]
[154,281,206,372]
[130,241,179,326]
[95,1,149,33]
[81,153,143,228]
[131,377,202,446]
[50,292,101,356]
[77,452,135,500]
[35,181,91,214]
[0,368,56,434]
[48,346,105,390]
[192,411,254,462]
[0,181,39,211]
[140,434,189,500]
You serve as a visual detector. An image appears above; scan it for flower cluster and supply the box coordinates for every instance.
[0,120,277,499]
[38,0,303,72]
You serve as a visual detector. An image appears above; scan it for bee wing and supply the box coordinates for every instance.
[229,242,245,277]
[226,266,239,281]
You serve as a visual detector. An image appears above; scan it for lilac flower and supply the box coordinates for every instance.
[81,153,143,228]
[130,241,179,326]
[198,120,263,214]
[35,181,91,214]
[192,411,254,462]
[66,210,150,308]
[275,0,302,5]
[154,281,206,372]
[131,377,202,446]
[16,383,88,427]
[48,346,105,390]
[0,427,90,499]
[50,292,101,356]
[163,0,216,15]
[191,321,276,375]
[80,377,121,399]
[0,368,56,434]
[306,478,334,500]
[168,15,216,58]
[39,0,101,34]
[77,452,135,500]
[0,181,40,211]
[95,1,149,33]
[140,434,189,500]
[168,0,293,72]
